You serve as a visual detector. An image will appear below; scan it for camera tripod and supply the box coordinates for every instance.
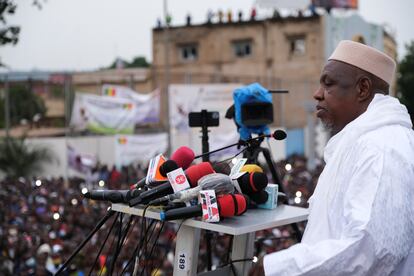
[242,136,303,242]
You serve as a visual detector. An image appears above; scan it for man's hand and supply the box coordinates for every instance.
[249,256,265,276]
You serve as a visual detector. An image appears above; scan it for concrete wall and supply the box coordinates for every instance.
[153,16,325,130]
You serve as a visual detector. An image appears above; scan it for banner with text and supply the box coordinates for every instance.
[169,84,242,160]
[70,93,136,134]
[102,85,160,124]
[114,133,168,167]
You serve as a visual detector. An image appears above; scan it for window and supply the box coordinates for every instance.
[179,44,198,61]
[289,36,306,56]
[232,40,253,58]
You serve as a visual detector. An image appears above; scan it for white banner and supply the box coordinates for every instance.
[70,93,136,134]
[169,84,242,160]
[102,84,160,124]
[114,133,168,167]
[67,144,97,177]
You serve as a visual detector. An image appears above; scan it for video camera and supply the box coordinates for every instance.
[226,83,275,141]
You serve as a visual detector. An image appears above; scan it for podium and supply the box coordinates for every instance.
[112,204,308,276]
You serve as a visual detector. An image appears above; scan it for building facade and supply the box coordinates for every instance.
[152,12,397,130]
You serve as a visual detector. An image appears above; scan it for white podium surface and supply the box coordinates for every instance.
[112,204,309,276]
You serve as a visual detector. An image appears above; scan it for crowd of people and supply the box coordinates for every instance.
[0,155,323,275]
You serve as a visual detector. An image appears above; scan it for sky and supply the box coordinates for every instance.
[1,0,413,71]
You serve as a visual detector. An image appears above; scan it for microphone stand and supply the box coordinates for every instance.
[194,133,272,160]
[55,208,116,275]
[192,110,215,271]
[243,137,303,242]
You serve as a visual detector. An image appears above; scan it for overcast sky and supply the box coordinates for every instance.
[1,0,413,71]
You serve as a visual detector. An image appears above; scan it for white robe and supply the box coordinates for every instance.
[264,94,414,276]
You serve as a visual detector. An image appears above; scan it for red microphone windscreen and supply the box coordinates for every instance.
[218,194,248,217]
[235,194,248,215]
[171,146,195,170]
[185,162,215,187]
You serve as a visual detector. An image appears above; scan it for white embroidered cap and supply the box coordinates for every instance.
[328,40,396,85]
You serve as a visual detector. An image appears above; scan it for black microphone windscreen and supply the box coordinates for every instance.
[159,160,179,177]
[212,162,231,175]
[272,129,287,140]
[238,172,268,194]
[249,190,269,204]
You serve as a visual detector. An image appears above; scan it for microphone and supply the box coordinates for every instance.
[242,129,287,143]
[240,164,263,173]
[148,173,235,205]
[132,160,178,190]
[170,146,195,169]
[129,162,215,206]
[212,161,231,175]
[158,160,180,178]
[133,146,195,189]
[271,129,287,140]
[83,189,141,203]
[235,172,268,195]
[248,190,269,204]
[159,194,248,221]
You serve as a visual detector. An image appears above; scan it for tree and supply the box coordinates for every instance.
[128,56,150,68]
[0,1,20,48]
[0,136,56,178]
[107,56,151,69]
[397,41,414,121]
[0,0,44,66]
[0,84,47,128]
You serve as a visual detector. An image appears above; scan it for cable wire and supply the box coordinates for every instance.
[87,212,119,276]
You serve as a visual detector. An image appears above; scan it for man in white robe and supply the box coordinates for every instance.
[256,41,414,275]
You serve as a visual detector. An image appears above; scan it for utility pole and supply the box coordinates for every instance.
[4,75,10,138]
[163,0,171,154]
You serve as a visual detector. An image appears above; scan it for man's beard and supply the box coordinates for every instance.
[320,119,335,136]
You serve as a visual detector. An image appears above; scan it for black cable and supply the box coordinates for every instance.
[228,258,254,264]
[136,220,160,276]
[217,258,255,276]
[120,219,156,276]
[137,206,150,275]
[119,215,138,248]
[109,213,124,275]
[120,219,157,276]
[116,215,134,254]
[98,219,119,276]
[55,209,116,275]
[151,221,184,276]
[114,216,139,276]
[141,222,165,276]
[87,212,119,276]
[109,215,135,276]
[121,213,152,275]
[116,213,124,252]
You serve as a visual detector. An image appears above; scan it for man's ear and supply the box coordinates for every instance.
[357,76,372,102]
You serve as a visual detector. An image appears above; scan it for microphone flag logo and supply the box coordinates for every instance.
[175,175,186,185]
[199,190,220,222]
[167,168,191,193]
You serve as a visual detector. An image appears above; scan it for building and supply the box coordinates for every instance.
[0,68,153,137]
[152,12,397,131]
[71,68,152,94]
